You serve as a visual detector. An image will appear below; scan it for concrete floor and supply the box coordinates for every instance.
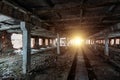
[31,48,76,80]
[1,46,120,80]
[83,45,120,80]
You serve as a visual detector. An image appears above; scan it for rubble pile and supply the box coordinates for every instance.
[30,50,57,73]
[0,49,57,80]
[0,55,22,80]
[33,48,76,80]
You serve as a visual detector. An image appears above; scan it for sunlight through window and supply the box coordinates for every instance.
[11,33,22,49]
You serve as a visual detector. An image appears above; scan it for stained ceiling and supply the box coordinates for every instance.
[3,0,120,37]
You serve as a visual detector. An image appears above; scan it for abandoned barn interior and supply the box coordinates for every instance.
[1,0,120,80]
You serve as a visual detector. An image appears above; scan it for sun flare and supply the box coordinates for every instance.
[74,38,81,45]
[72,37,84,46]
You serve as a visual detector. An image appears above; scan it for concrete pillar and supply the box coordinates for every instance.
[20,22,31,74]
[48,38,51,46]
[104,35,109,56]
[119,38,120,44]
[92,40,94,44]
[57,33,60,54]
[66,37,68,46]
[90,39,91,44]
[109,38,111,46]
[42,38,46,47]
[33,37,39,49]
[114,38,116,47]
[94,40,97,50]
[90,39,92,44]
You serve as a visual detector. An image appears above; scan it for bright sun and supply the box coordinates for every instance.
[73,37,83,46]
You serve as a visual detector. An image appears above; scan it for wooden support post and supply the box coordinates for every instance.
[104,35,109,56]
[20,22,31,74]
[57,33,60,54]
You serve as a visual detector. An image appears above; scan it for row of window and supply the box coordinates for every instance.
[11,33,56,48]
[86,38,120,45]
[31,38,55,48]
